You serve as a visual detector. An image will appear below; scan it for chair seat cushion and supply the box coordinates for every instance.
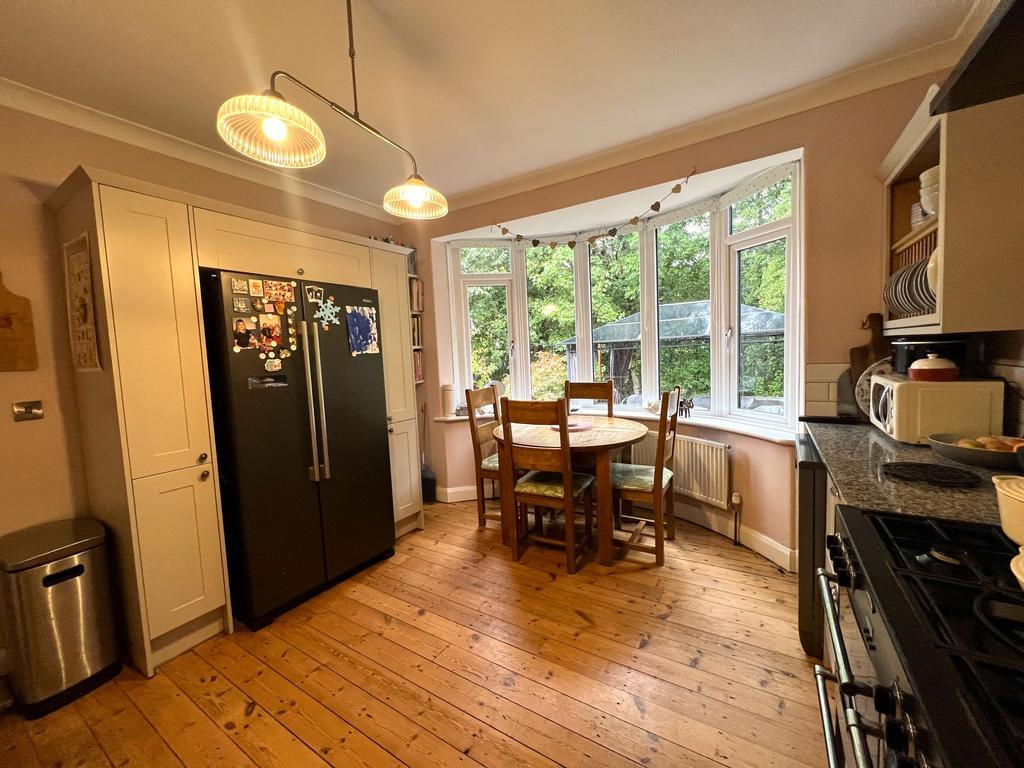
[516,471,594,499]
[610,463,673,493]
[480,453,500,472]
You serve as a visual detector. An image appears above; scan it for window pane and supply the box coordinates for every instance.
[466,285,510,391]
[737,237,787,415]
[656,213,711,408]
[589,232,641,405]
[526,245,576,400]
[729,176,792,235]
[459,246,510,273]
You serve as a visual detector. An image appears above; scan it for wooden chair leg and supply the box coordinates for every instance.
[584,489,594,540]
[617,499,629,531]
[666,486,676,541]
[564,502,576,575]
[653,496,665,566]
[476,477,486,527]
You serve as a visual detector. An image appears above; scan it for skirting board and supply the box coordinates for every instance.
[395,510,425,538]
[437,484,482,503]
[672,497,797,572]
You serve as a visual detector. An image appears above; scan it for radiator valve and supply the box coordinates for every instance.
[731,492,742,506]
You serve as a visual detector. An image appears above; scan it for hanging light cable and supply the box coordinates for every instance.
[216,0,447,219]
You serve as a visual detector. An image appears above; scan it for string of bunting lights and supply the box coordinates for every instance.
[492,166,698,249]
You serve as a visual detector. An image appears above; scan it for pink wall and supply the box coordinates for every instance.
[0,105,399,537]
[400,73,945,552]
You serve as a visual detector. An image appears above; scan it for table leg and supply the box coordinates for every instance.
[596,450,615,566]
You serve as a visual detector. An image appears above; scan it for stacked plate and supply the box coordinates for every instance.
[884,257,936,316]
[919,165,940,215]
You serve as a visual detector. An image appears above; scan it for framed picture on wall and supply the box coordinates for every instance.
[62,232,101,372]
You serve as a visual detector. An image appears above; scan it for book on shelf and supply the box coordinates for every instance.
[409,276,424,313]
[413,349,424,382]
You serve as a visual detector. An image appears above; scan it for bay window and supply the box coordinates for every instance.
[450,161,800,429]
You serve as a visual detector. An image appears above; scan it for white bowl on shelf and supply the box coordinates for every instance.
[920,165,941,185]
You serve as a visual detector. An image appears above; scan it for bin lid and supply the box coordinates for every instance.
[0,519,106,572]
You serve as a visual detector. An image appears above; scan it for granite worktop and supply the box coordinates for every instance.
[805,422,1010,525]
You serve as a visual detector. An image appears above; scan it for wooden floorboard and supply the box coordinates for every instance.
[4,500,824,768]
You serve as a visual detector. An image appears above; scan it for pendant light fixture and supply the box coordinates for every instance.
[216,0,447,219]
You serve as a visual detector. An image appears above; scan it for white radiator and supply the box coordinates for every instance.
[632,433,731,510]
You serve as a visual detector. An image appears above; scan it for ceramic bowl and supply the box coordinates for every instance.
[1011,551,1024,591]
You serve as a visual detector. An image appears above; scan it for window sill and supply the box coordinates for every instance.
[574,407,796,445]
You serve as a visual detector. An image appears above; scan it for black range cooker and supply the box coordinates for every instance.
[818,505,1023,768]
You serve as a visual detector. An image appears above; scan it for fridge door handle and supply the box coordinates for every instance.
[300,321,321,482]
[311,322,332,481]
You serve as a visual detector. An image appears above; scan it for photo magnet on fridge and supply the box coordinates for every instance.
[345,305,380,356]
[263,280,295,303]
[232,296,252,313]
[257,314,282,346]
[248,279,264,297]
[231,277,249,294]
[232,317,257,351]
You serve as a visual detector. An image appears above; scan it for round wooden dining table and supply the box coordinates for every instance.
[493,415,649,566]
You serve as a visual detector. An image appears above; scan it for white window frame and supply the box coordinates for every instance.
[447,161,802,430]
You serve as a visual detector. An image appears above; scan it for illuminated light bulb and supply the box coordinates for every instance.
[261,117,288,142]
[401,183,429,208]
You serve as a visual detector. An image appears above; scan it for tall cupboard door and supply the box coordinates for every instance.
[132,465,225,637]
[371,249,417,423]
[388,418,422,523]
[99,186,211,478]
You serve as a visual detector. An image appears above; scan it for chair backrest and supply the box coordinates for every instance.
[564,380,614,417]
[499,397,574,503]
[466,385,500,467]
[652,387,682,485]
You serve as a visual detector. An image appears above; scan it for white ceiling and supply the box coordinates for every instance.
[0,1,989,211]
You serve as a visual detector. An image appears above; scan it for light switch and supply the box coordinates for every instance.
[12,401,43,421]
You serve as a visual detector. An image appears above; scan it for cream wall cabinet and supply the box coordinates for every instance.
[132,465,225,637]
[100,187,212,478]
[879,90,1024,336]
[193,208,372,287]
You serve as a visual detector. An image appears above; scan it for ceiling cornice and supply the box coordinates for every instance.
[0,76,397,223]
[446,0,990,212]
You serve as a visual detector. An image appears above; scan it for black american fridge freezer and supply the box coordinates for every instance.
[201,269,395,628]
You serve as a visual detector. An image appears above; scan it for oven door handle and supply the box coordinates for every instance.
[813,665,842,768]
[817,568,871,696]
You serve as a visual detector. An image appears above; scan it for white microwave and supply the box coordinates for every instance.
[869,373,1004,444]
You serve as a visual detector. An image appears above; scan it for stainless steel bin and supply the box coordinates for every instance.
[0,519,120,718]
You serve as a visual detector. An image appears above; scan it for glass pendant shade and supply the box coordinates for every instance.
[383,174,449,220]
[216,92,326,168]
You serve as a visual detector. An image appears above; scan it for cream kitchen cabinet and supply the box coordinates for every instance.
[100,187,213,478]
[387,418,423,530]
[132,465,225,637]
[193,208,372,287]
[48,170,230,676]
[372,248,418,423]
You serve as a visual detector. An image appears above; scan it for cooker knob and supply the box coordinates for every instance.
[834,566,852,588]
[828,543,844,561]
[873,684,897,715]
[884,717,909,753]
[825,534,841,549]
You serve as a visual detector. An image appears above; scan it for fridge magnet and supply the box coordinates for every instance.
[248,279,264,297]
[0,268,39,372]
[290,344,297,351]
[345,305,380,355]
[230,277,248,294]
[314,297,341,331]
[232,317,257,349]
[305,285,324,304]
[232,296,252,313]
[263,280,295,303]
[259,352,266,359]
[264,358,282,372]
[275,301,287,315]
[62,233,100,371]
[252,298,265,312]
[257,314,282,345]
[280,350,291,358]
[291,280,297,286]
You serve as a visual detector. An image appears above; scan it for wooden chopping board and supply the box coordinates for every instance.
[0,271,39,371]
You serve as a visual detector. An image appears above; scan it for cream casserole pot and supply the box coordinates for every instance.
[992,475,1024,591]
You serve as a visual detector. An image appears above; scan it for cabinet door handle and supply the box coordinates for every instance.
[388,427,394,434]
[199,470,211,481]
[198,452,209,463]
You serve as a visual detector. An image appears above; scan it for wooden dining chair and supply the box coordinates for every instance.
[611,387,680,565]
[498,397,595,574]
[564,380,614,416]
[466,385,502,528]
